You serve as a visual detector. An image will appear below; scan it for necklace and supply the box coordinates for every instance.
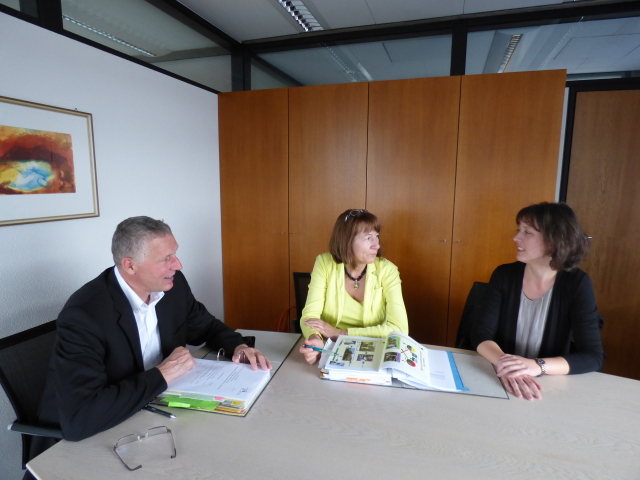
[345,265,367,289]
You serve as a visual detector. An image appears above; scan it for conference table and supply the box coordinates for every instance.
[28,330,640,480]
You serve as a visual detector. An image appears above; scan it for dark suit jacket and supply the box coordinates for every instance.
[36,267,244,443]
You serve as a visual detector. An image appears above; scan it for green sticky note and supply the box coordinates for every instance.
[163,395,181,403]
[163,395,222,411]
[197,400,221,411]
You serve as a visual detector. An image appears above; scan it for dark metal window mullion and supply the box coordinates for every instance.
[450,24,468,76]
[33,0,63,32]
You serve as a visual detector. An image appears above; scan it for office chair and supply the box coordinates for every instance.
[292,272,312,334]
[456,282,489,350]
[0,321,63,469]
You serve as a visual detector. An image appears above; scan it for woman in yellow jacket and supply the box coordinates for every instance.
[299,209,409,364]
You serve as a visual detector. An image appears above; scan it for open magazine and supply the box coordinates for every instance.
[319,331,467,392]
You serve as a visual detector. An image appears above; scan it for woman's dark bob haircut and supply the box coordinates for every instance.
[329,209,384,268]
[516,202,590,271]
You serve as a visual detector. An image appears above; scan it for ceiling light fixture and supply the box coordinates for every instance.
[277,0,323,32]
[497,34,522,73]
[63,15,156,57]
[323,44,371,82]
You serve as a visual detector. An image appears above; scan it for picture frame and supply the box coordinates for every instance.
[0,95,99,226]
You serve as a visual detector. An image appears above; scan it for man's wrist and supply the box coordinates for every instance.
[234,344,249,355]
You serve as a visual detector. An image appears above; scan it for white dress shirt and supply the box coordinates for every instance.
[114,267,164,370]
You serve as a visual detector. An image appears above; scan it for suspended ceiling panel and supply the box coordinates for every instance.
[178,0,300,41]
[179,0,584,42]
[308,0,464,28]
[462,0,568,15]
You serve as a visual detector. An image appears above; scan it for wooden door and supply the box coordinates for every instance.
[566,89,640,380]
[448,70,566,346]
[367,77,461,344]
[288,83,369,287]
[219,89,289,330]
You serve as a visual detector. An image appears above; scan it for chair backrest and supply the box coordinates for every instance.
[0,321,57,465]
[456,282,489,350]
[292,272,312,333]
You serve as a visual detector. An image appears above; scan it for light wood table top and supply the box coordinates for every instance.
[28,334,640,480]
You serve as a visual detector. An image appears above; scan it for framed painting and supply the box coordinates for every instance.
[0,96,98,226]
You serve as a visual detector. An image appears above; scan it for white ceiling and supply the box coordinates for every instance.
[178,0,579,42]
[51,0,640,91]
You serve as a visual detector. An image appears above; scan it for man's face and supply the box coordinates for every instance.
[126,234,182,301]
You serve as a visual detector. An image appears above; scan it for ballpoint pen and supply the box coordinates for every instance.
[143,405,176,419]
[303,345,336,355]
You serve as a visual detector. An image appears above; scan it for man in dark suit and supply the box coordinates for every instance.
[35,216,271,446]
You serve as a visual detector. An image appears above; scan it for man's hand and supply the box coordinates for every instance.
[157,346,196,383]
[232,344,272,371]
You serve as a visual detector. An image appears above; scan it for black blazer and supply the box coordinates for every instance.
[471,262,604,374]
[37,267,244,442]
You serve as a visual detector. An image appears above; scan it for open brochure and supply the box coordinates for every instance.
[153,358,271,416]
[319,331,468,392]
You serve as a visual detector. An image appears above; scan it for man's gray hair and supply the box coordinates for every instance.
[112,216,172,266]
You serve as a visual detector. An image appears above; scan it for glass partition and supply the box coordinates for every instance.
[0,0,22,13]
[256,33,451,87]
[466,15,640,79]
[251,59,297,90]
[61,0,233,91]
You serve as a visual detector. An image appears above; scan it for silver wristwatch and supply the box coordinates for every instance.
[536,358,546,376]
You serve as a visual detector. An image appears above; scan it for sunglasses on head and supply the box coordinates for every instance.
[344,209,365,222]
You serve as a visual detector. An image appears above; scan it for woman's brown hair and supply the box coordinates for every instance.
[516,202,590,271]
[329,209,384,269]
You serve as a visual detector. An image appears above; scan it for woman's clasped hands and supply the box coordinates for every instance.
[495,354,543,401]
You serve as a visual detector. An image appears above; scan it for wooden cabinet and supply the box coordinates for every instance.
[368,71,565,345]
[218,89,289,330]
[219,71,566,343]
[367,76,461,345]
[447,70,566,345]
[566,89,640,380]
[289,83,369,276]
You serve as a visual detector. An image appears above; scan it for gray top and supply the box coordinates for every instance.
[515,287,553,358]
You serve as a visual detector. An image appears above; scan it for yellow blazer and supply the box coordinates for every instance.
[300,252,409,339]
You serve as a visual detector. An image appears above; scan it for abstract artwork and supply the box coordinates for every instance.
[0,126,76,195]
[0,96,98,226]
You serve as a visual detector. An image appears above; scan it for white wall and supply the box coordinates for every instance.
[0,13,223,480]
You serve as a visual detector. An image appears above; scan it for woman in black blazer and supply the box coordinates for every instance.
[472,202,604,401]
